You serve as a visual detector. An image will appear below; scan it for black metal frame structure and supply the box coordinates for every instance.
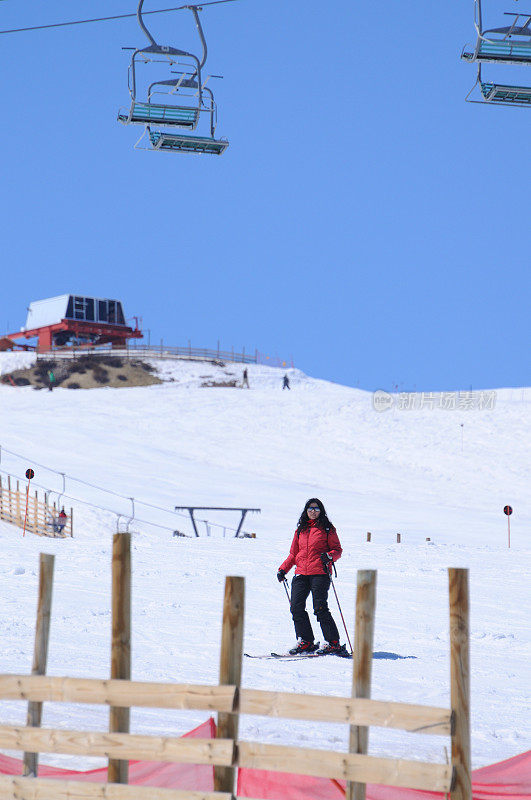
[174,506,261,538]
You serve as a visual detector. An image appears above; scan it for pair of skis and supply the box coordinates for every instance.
[244,647,352,662]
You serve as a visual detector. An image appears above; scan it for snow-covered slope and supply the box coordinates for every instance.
[0,357,529,770]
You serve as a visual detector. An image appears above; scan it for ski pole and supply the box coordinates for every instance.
[330,575,353,654]
[282,578,291,605]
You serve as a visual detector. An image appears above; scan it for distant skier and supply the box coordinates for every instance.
[282,374,290,390]
[277,498,346,655]
[242,368,250,388]
[47,369,56,392]
[54,508,67,535]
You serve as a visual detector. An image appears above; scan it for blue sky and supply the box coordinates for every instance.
[0,0,529,392]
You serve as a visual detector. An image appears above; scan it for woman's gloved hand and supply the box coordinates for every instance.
[320,552,333,571]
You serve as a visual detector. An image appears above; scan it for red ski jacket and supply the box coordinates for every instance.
[279,523,342,576]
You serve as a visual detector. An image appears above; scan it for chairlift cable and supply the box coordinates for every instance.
[0,0,237,36]
[0,465,247,536]
[0,446,233,527]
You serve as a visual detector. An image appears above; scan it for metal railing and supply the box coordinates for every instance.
[34,344,294,368]
[36,343,258,364]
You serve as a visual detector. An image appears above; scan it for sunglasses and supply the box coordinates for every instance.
[307,507,320,512]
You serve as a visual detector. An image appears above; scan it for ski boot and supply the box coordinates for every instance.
[288,639,319,655]
[316,641,350,656]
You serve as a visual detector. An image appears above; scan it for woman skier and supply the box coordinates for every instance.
[277,498,347,655]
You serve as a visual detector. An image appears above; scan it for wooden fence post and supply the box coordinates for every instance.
[449,568,471,800]
[108,533,131,784]
[347,570,377,800]
[23,553,55,777]
[214,576,244,795]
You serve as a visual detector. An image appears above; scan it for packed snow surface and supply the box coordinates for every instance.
[0,355,529,771]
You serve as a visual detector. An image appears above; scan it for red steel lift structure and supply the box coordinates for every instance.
[6,295,142,352]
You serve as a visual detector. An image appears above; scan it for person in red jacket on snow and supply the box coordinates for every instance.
[277,498,345,655]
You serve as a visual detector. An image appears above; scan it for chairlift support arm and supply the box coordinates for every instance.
[189,6,208,69]
[138,0,157,47]
[137,0,208,70]
[57,473,66,508]
[126,497,135,532]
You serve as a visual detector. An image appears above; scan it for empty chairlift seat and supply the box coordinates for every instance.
[474,38,531,64]
[149,130,229,155]
[462,40,531,62]
[480,81,531,104]
[118,101,199,128]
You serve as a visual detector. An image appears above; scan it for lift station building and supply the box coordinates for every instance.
[6,295,143,351]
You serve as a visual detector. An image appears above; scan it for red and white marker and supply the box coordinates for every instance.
[503,505,513,549]
[22,468,35,537]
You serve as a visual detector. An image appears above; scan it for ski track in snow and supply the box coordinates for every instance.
[0,354,529,770]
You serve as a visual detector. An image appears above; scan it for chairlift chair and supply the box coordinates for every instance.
[147,129,229,154]
[461,0,531,64]
[466,63,531,106]
[117,53,203,129]
[142,85,228,154]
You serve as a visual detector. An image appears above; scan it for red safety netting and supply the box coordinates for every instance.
[0,718,216,790]
[237,749,531,800]
[0,718,529,800]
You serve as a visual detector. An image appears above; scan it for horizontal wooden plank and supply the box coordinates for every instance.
[238,742,454,793]
[240,689,452,735]
[0,675,236,713]
[0,726,235,766]
[0,676,451,735]
[0,776,232,800]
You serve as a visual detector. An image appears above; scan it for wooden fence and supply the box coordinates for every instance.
[0,475,73,538]
[0,545,471,800]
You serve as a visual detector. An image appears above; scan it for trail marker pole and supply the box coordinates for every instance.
[503,506,513,549]
[22,469,35,537]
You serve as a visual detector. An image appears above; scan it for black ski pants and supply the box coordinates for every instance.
[290,574,340,644]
